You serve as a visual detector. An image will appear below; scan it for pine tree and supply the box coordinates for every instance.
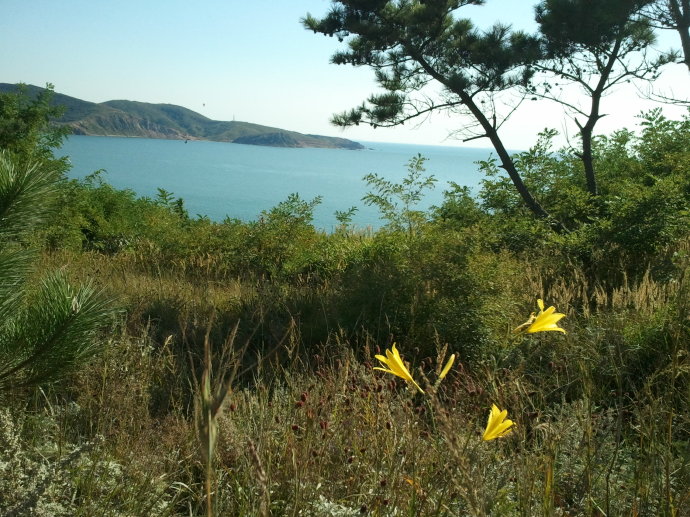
[303,0,562,229]
[304,1,674,231]
[0,87,116,393]
[533,0,674,198]
[643,0,690,71]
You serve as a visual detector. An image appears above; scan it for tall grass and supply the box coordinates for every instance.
[2,245,688,515]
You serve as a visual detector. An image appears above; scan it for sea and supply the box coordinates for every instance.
[59,135,495,231]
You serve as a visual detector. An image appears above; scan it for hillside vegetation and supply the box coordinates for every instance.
[0,83,688,516]
[0,83,364,149]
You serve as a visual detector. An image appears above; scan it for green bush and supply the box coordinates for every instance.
[438,111,690,288]
[0,152,116,393]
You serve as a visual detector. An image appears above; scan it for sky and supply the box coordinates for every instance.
[1,0,688,149]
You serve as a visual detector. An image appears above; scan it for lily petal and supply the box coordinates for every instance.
[372,344,424,394]
[516,300,566,335]
[483,404,515,441]
[439,354,455,380]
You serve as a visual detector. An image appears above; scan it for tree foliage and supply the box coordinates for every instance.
[0,152,117,392]
[305,1,680,234]
[0,84,117,393]
[363,153,436,235]
[643,0,690,71]
[0,83,70,176]
[434,109,690,283]
[303,0,556,226]
[533,0,674,198]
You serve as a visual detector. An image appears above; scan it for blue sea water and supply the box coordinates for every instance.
[59,136,494,230]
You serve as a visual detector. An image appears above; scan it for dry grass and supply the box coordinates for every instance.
[2,247,688,516]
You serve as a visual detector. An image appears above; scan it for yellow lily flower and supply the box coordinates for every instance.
[374,344,424,394]
[438,353,455,380]
[482,404,515,441]
[513,299,566,334]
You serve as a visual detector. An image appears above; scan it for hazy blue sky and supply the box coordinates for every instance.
[1,0,687,148]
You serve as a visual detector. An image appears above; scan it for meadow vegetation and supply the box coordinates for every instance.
[0,86,689,516]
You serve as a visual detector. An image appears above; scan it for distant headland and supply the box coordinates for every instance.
[0,83,364,150]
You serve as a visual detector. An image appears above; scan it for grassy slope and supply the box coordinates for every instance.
[1,243,686,516]
[101,99,289,140]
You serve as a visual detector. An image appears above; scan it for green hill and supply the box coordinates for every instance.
[0,83,364,149]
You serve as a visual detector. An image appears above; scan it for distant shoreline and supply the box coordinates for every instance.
[67,133,368,150]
